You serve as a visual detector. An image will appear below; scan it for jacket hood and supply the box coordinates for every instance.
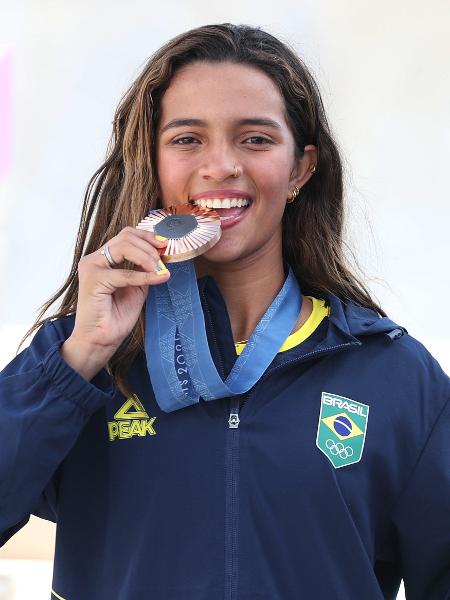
[327,292,407,341]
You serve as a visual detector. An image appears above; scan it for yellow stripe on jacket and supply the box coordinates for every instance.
[235,296,329,356]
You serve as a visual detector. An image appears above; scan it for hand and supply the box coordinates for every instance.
[61,227,170,379]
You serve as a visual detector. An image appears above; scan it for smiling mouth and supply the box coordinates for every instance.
[190,197,252,209]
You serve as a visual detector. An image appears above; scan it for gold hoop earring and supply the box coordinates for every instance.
[310,164,316,174]
[286,185,300,204]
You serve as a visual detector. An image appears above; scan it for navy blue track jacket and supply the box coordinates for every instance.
[0,275,449,600]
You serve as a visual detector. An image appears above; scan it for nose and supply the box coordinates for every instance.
[197,140,239,181]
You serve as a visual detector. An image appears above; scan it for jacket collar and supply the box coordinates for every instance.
[197,273,407,376]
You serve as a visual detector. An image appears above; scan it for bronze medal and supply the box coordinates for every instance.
[136,204,221,263]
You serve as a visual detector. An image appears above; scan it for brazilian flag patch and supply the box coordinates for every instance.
[316,392,369,469]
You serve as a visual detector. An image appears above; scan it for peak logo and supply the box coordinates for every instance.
[107,394,156,442]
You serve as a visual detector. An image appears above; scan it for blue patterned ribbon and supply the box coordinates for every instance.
[145,261,302,412]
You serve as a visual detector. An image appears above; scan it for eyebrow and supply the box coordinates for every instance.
[159,117,283,134]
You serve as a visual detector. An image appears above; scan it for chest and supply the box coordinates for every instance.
[65,356,412,523]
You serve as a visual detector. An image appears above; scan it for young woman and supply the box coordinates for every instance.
[1,23,449,600]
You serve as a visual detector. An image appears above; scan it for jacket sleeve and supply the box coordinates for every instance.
[0,318,117,546]
[390,383,450,600]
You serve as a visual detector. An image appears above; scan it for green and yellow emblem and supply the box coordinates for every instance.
[316,392,369,468]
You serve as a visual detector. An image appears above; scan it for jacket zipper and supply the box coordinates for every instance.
[225,395,241,600]
[223,340,359,599]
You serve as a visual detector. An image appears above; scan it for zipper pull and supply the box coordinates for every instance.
[228,412,240,429]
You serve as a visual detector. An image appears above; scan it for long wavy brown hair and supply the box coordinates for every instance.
[20,23,386,397]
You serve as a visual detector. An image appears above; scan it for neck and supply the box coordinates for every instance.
[195,248,288,343]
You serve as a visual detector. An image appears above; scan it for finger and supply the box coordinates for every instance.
[123,226,169,249]
[119,230,169,259]
[97,227,169,266]
[100,267,171,291]
[132,229,169,256]
[97,240,166,273]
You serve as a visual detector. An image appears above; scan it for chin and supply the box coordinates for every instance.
[198,239,258,267]
[195,236,235,260]
[200,248,243,264]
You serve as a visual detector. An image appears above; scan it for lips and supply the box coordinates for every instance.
[188,189,253,230]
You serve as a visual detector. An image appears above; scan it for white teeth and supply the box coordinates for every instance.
[191,197,251,208]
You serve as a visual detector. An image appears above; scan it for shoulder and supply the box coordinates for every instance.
[337,295,446,373]
[385,330,450,397]
[331,293,450,395]
[353,309,450,435]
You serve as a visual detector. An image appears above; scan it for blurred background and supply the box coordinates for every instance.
[1,0,449,598]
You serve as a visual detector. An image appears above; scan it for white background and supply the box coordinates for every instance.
[1,0,449,598]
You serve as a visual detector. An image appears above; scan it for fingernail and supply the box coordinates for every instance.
[155,235,168,242]
[155,259,169,274]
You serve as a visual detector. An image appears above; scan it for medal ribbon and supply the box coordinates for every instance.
[145,260,302,412]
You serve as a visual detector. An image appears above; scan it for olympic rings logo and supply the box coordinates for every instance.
[326,439,354,459]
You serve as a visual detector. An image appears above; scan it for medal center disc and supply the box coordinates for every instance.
[154,214,198,239]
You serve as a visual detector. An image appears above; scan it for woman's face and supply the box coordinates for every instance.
[156,61,316,265]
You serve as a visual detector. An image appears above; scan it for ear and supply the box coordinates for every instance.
[289,144,318,189]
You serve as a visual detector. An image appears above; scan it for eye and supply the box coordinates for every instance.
[172,136,199,145]
[244,136,274,146]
